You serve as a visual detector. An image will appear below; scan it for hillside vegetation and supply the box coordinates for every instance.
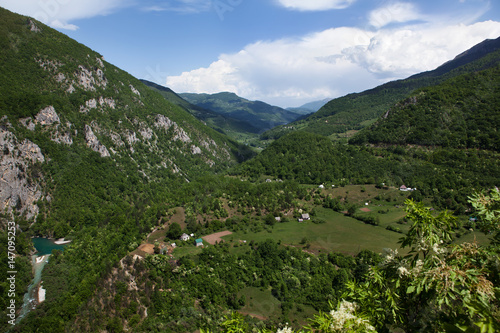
[233,131,500,212]
[141,80,262,139]
[181,92,302,132]
[350,65,500,151]
[262,36,500,140]
[0,7,250,331]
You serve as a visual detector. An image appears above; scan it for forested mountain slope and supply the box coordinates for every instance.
[180,92,302,132]
[140,79,262,137]
[262,36,500,140]
[0,6,249,331]
[350,65,500,151]
[234,130,500,212]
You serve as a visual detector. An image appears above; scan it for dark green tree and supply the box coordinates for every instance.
[166,222,182,240]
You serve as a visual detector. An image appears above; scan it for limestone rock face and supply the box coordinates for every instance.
[84,125,110,157]
[0,127,44,221]
[19,117,35,131]
[154,114,174,131]
[75,65,108,91]
[154,114,191,143]
[191,145,202,154]
[28,19,41,33]
[130,85,140,96]
[35,106,60,125]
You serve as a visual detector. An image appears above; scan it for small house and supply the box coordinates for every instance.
[195,238,203,247]
[319,184,324,189]
[180,233,190,241]
[301,213,310,220]
[400,185,415,192]
[275,216,281,222]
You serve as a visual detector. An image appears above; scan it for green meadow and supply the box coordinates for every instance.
[224,208,403,255]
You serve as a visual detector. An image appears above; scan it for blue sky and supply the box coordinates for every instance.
[1,0,500,107]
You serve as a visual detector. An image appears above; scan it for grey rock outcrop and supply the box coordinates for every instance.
[84,125,110,157]
[154,114,191,143]
[35,106,60,125]
[0,127,44,221]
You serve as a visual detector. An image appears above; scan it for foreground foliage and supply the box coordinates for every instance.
[205,191,500,332]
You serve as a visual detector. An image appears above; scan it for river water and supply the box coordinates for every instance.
[15,238,69,324]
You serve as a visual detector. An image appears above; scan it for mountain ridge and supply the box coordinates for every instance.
[140,80,262,138]
[261,36,500,140]
[180,91,303,133]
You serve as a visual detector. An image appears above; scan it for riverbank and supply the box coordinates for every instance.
[54,238,72,245]
[37,282,46,303]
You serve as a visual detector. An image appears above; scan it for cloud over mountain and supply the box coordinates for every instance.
[166,18,500,107]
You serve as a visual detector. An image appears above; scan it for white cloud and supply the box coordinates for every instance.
[0,0,131,30]
[368,2,424,28]
[345,21,500,77]
[275,0,356,11]
[166,20,500,107]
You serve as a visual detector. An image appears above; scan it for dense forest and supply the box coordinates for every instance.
[233,131,500,213]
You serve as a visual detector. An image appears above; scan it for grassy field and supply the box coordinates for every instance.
[237,287,317,327]
[237,287,281,320]
[223,207,403,255]
[162,184,491,260]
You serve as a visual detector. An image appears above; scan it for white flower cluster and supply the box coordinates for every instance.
[276,326,294,333]
[397,266,410,277]
[381,248,398,265]
[412,259,424,275]
[416,238,428,252]
[396,258,425,278]
[431,242,446,255]
[329,301,376,332]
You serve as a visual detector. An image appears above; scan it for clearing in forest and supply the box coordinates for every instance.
[203,230,233,245]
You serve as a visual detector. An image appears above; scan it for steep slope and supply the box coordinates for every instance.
[0,7,250,331]
[140,80,261,137]
[263,36,500,140]
[180,92,302,132]
[350,64,500,151]
[0,7,250,220]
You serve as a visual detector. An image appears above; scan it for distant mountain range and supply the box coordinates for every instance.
[140,80,262,137]
[286,98,331,114]
[179,92,303,133]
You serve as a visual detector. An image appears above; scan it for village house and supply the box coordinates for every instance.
[301,213,310,220]
[399,185,416,192]
[180,233,190,241]
[195,238,203,247]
